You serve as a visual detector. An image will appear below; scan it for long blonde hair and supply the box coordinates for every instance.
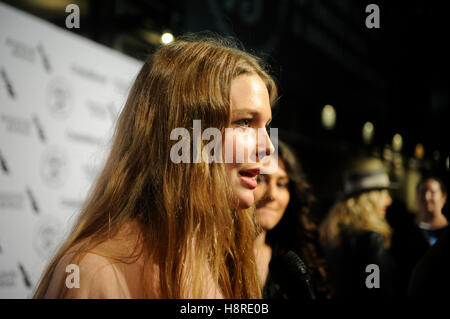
[33,34,278,299]
[319,190,392,248]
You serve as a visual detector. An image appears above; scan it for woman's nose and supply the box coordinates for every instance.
[386,193,393,206]
[265,184,275,201]
[257,128,275,160]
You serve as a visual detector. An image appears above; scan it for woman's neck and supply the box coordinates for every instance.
[254,230,272,289]
[254,230,268,250]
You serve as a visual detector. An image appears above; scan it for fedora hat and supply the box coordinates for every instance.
[341,157,395,199]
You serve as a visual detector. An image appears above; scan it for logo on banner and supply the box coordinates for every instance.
[46,77,74,119]
[40,145,69,188]
[33,215,63,259]
[25,187,40,214]
[0,114,31,136]
[66,130,104,146]
[18,263,32,288]
[0,149,10,174]
[37,43,52,73]
[0,67,15,99]
[0,192,25,211]
[0,270,17,288]
[32,114,47,143]
[5,37,36,63]
[86,99,108,120]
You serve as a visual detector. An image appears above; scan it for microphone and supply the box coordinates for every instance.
[271,250,316,300]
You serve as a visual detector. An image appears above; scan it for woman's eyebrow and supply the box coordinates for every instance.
[231,109,252,117]
[231,110,272,126]
[248,110,272,124]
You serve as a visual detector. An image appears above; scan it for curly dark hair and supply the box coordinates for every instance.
[265,140,334,299]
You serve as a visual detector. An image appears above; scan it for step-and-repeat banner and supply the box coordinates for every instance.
[0,3,142,298]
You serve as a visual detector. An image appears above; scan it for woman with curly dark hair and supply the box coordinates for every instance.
[254,140,333,299]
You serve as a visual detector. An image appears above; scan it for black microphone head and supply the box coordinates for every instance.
[278,250,309,275]
[270,250,316,300]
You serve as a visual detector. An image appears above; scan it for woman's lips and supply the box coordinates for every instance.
[255,206,278,214]
[239,174,257,189]
[238,168,260,189]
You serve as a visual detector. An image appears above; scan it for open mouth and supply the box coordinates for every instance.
[239,168,260,178]
[238,168,260,189]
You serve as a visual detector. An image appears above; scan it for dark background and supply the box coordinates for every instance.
[4,0,448,220]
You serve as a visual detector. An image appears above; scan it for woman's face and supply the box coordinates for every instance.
[225,74,273,209]
[253,158,290,231]
[377,189,392,218]
[417,179,447,215]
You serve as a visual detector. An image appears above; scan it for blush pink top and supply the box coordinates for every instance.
[43,220,223,298]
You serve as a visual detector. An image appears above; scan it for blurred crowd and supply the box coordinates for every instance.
[254,140,448,299]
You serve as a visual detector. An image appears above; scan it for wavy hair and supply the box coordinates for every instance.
[33,34,278,298]
[265,140,333,298]
[319,190,393,249]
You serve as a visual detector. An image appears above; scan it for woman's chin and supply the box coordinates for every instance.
[256,217,276,231]
[233,191,255,209]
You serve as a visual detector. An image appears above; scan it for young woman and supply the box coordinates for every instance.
[319,157,395,298]
[253,140,332,299]
[33,34,277,298]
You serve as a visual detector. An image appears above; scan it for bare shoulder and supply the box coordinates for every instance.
[44,220,160,298]
[44,243,128,298]
[64,251,130,298]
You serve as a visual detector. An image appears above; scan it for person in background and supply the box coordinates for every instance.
[408,222,450,298]
[384,198,429,298]
[415,176,448,245]
[402,176,449,299]
[33,34,277,299]
[253,140,333,300]
[319,157,395,298]
[384,175,448,297]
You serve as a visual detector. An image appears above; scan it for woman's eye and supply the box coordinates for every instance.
[277,182,289,188]
[235,119,251,128]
